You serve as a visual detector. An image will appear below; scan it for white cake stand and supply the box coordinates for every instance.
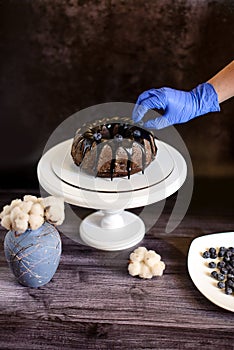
[37,139,187,250]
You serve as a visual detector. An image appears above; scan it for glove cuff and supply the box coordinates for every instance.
[193,82,220,116]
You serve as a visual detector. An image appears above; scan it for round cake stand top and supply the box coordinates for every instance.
[37,140,187,211]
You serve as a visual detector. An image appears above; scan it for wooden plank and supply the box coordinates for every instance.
[0,320,233,350]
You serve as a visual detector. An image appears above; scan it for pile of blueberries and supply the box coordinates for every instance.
[202,246,234,295]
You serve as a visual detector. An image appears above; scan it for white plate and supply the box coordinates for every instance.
[51,139,174,193]
[188,232,234,312]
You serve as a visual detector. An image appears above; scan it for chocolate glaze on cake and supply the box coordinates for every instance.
[71,120,157,180]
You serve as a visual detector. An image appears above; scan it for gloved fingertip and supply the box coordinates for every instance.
[132,112,143,123]
[144,117,171,130]
[132,104,147,123]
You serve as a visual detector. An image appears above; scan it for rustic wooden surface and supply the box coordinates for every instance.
[0,186,233,349]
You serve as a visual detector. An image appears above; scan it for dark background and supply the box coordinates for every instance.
[0,0,234,189]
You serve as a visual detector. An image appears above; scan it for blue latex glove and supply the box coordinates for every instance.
[132,83,220,129]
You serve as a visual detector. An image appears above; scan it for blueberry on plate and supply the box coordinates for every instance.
[211,271,218,279]
[217,273,225,281]
[220,267,228,275]
[202,251,210,259]
[208,262,216,268]
[217,281,225,289]
[225,287,233,295]
[223,256,231,263]
[225,250,233,258]
[218,250,225,258]
[226,279,234,288]
[217,261,226,269]
[219,246,227,252]
[209,247,216,254]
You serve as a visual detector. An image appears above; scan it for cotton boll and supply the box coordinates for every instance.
[43,197,65,226]
[29,214,44,231]
[131,246,147,262]
[14,218,28,234]
[128,261,141,276]
[10,206,22,222]
[37,198,43,204]
[23,195,39,203]
[10,208,29,232]
[30,203,44,217]
[129,252,142,263]
[144,250,161,267]
[134,246,148,257]
[1,215,12,230]
[139,263,153,279]
[0,205,11,219]
[20,201,33,214]
[44,196,64,208]
[128,246,166,279]
[45,206,65,225]
[13,212,29,233]
[151,261,166,276]
[42,196,63,208]
[10,199,22,210]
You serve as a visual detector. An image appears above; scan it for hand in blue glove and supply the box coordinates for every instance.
[132,83,220,129]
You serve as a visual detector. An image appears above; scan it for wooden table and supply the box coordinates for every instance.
[0,183,233,349]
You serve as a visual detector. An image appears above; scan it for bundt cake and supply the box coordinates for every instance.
[71,119,157,180]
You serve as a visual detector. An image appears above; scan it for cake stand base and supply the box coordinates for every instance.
[80,210,145,251]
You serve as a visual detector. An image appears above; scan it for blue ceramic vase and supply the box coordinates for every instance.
[4,222,62,288]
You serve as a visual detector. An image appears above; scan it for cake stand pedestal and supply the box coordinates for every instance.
[80,209,145,250]
[37,139,187,251]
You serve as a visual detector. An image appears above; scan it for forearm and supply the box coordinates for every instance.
[207,60,234,103]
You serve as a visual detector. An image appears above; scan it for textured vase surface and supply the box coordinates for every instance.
[4,222,62,288]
